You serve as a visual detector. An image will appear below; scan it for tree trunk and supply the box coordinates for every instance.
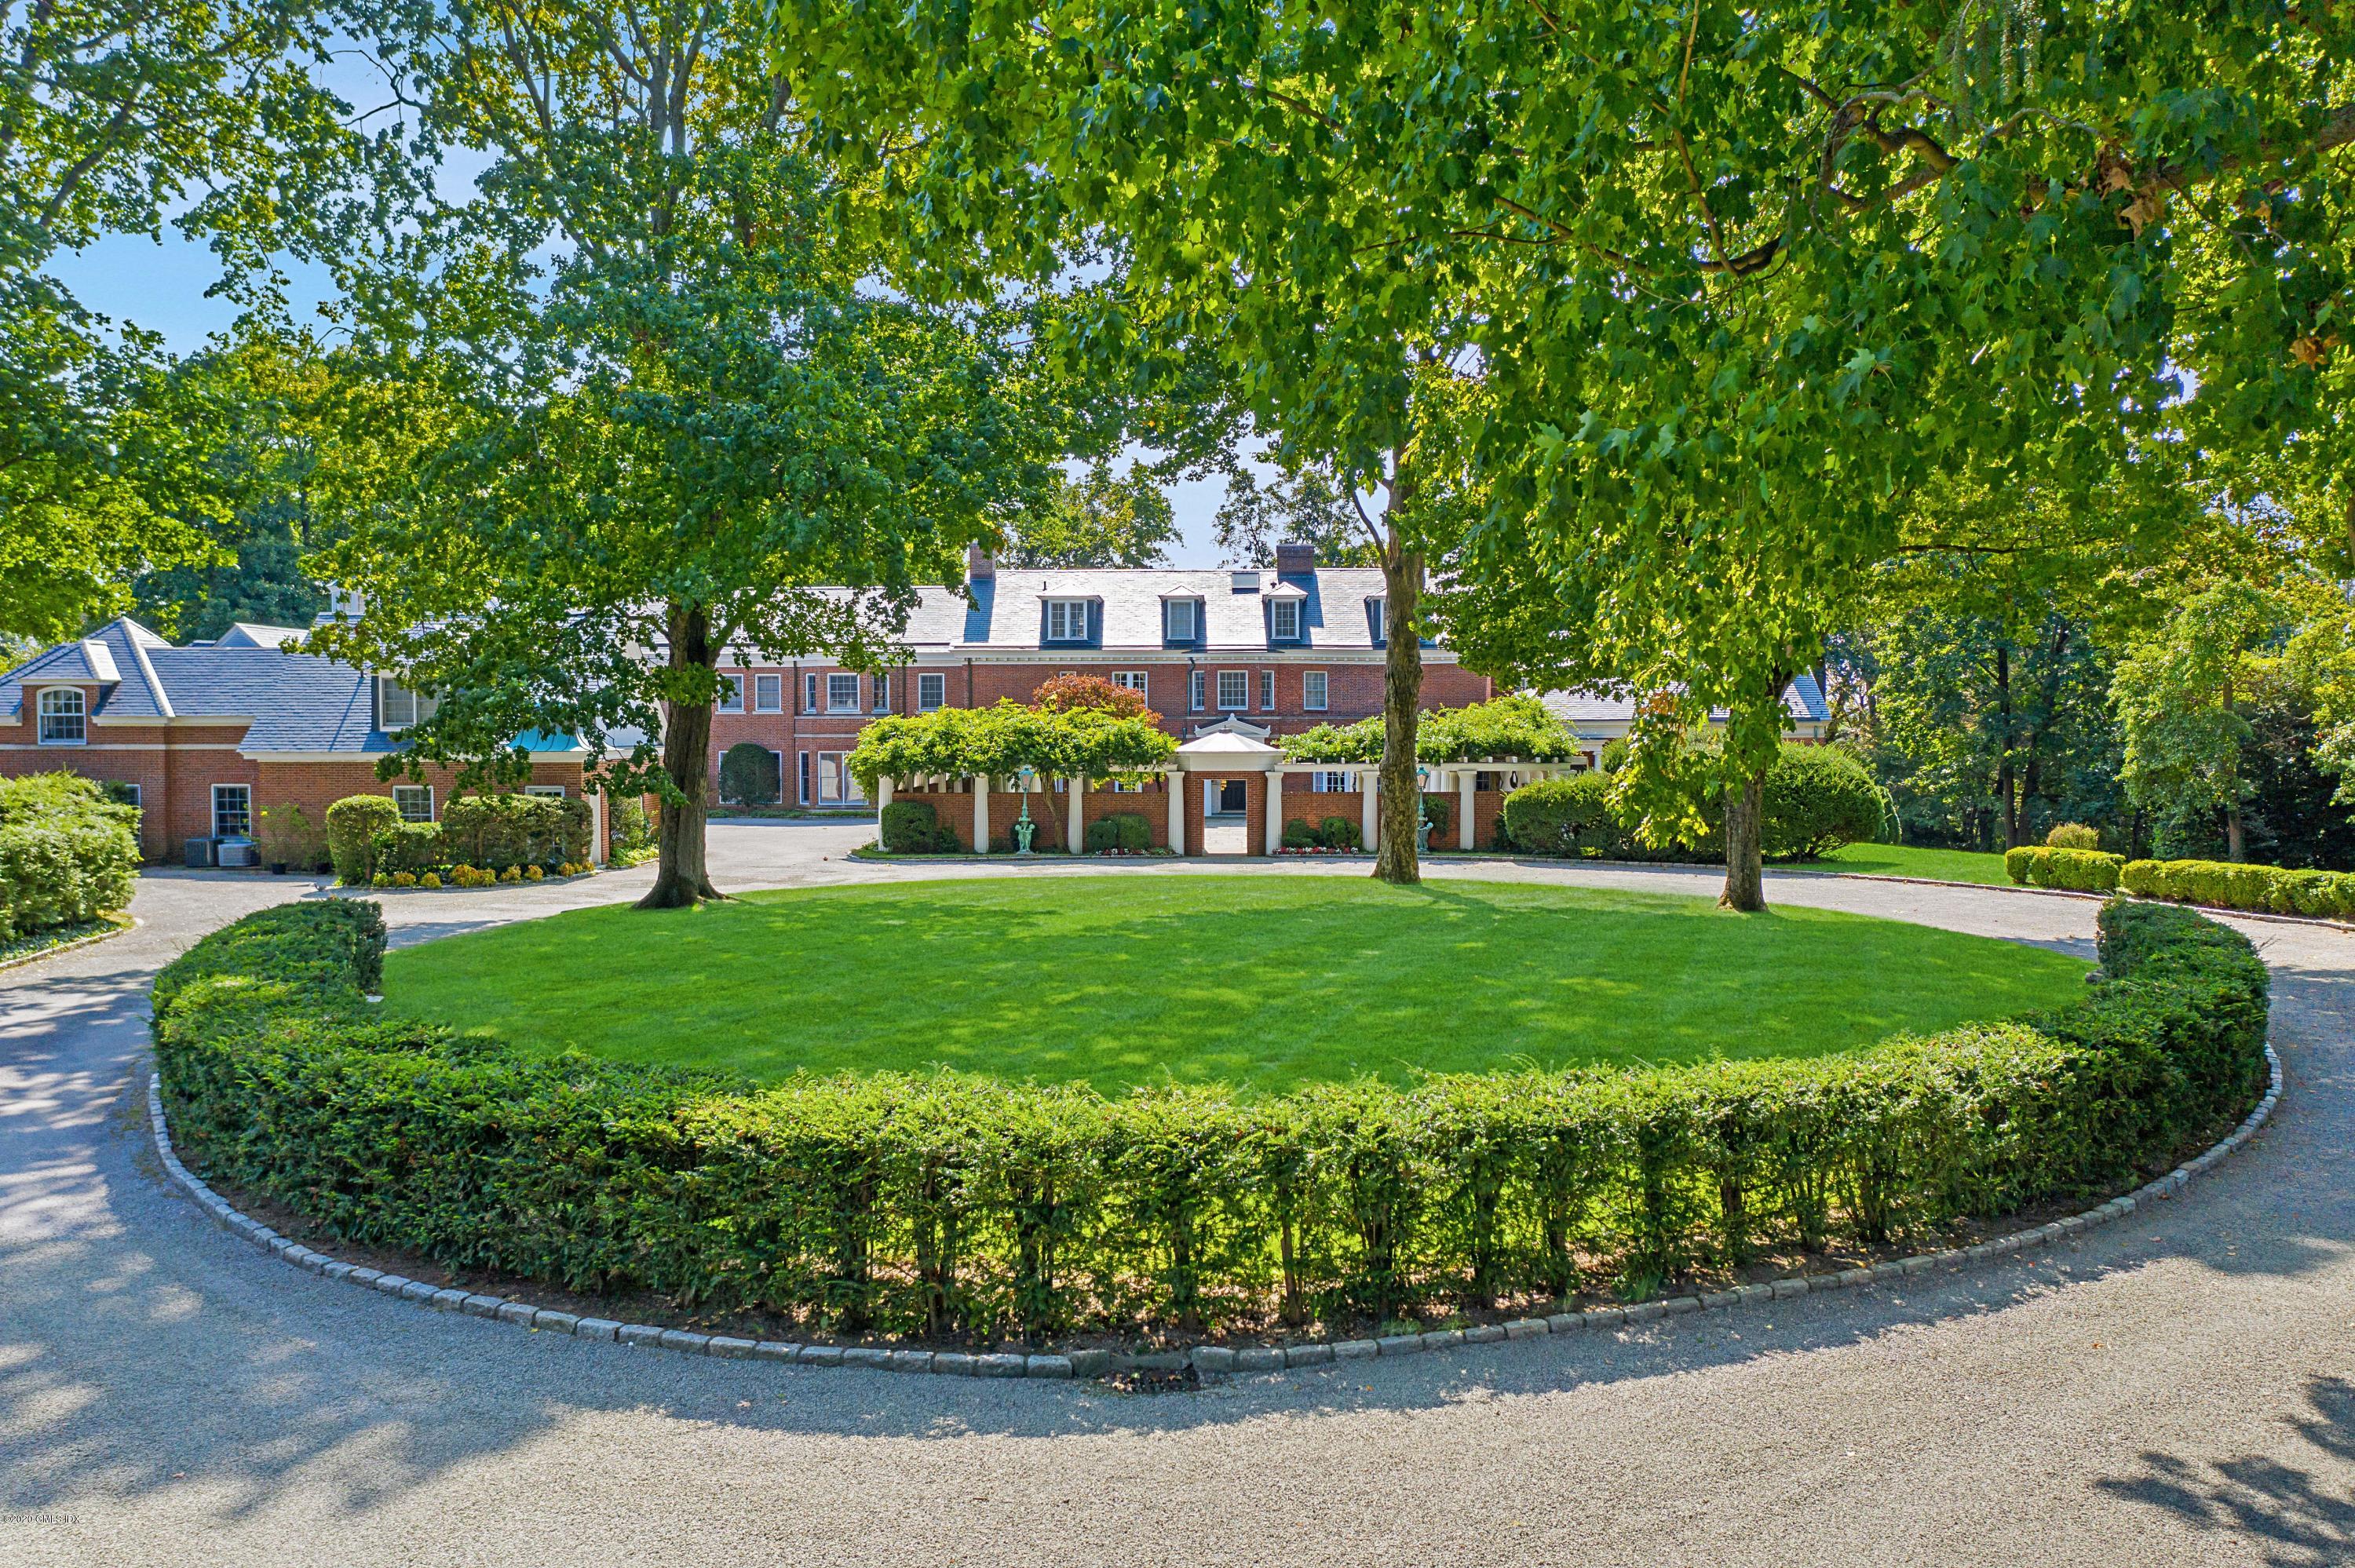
[1372,502,1425,887]
[2226,803,2246,863]
[1719,768,1767,912]
[638,600,725,908]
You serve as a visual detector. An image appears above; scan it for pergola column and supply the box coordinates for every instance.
[973,774,990,854]
[1265,767,1286,855]
[1459,766,1476,851]
[1067,776,1086,853]
[1360,768,1378,850]
[874,775,894,848]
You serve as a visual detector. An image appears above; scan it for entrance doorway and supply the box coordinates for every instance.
[1205,779,1248,818]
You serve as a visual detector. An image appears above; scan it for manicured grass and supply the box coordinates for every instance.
[380,877,2087,1096]
[1812,841,2015,886]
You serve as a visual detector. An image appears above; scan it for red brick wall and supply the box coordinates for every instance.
[886,782,1171,852]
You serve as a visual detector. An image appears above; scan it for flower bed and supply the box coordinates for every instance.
[153,897,2268,1344]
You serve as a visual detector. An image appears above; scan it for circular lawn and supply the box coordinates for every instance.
[378,877,2091,1095]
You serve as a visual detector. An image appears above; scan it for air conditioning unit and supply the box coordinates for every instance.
[183,837,217,868]
[215,836,259,869]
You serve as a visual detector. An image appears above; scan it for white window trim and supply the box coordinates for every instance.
[1368,597,1386,644]
[716,673,745,713]
[1216,669,1248,710]
[873,675,890,713]
[1260,670,1276,710]
[1165,598,1199,642]
[1304,669,1328,711]
[1112,671,1148,695]
[1188,669,1206,712]
[112,782,142,808]
[805,672,820,713]
[1270,599,1302,641]
[918,672,947,712]
[1046,598,1092,643]
[754,673,783,713]
[826,673,861,713]
[210,783,252,838]
[524,783,567,798]
[392,783,436,823]
[35,687,86,745]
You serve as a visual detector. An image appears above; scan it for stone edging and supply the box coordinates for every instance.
[148,1045,2282,1381]
[0,915,136,975]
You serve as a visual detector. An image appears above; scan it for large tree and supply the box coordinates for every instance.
[308,0,1068,906]
[999,465,1178,569]
[0,0,358,641]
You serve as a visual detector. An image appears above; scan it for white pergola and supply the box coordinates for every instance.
[872,735,1588,855]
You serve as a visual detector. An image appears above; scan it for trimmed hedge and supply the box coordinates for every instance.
[325,796,403,883]
[1083,811,1152,853]
[154,899,2267,1341]
[1499,745,1882,862]
[883,799,962,853]
[2005,846,2126,892]
[2121,857,2355,920]
[438,793,591,870]
[0,772,139,943]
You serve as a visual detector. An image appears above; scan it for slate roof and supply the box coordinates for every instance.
[2,617,586,756]
[1538,673,1831,733]
[892,567,1399,654]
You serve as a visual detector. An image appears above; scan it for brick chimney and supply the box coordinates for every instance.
[966,542,995,582]
[1273,541,1316,576]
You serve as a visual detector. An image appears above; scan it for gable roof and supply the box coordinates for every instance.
[891,567,1400,655]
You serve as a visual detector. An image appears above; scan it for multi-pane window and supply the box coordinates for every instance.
[1367,597,1386,644]
[1046,598,1091,642]
[918,672,946,712]
[1260,670,1276,709]
[1270,599,1302,640]
[754,673,783,713]
[716,674,744,713]
[392,785,435,823]
[1164,598,1199,642]
[813,752,864,804]
[827,673,860,712]
[36,687,85,744]
[524,783,567,798]
[1304,670,1328,710]
[1217,669,1248,709]
[376,677,438,731]
[805,672,821,713]
[873,675,890,713]
[1112,671,1148,695]
[211,784,252,838]
[1188,670,1206,712]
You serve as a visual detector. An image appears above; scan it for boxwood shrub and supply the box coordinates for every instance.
[1500,744,1882,862]
[0,771,138,942]
[2004,845,2126,892]
[154,899,2268,1342]
[2121,857,2355,920]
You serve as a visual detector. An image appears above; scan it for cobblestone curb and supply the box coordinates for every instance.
[0,915,136,975]
[147,1043,2282,1383]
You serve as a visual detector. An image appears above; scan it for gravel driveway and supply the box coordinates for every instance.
[5,824,2352,1566]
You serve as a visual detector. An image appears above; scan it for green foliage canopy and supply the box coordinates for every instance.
[849,701,1177,794]
[1282,697,1582,766]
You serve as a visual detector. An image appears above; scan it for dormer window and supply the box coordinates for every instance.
[1367,596,1386,645]
[1270,598,1302,641]
[376,676,439,731]
[1163,597,1200,643]
[36,687,85,744]
[1045,598,1092,642]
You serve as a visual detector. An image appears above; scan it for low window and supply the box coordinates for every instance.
[1260,670,1276,709]
[1188,670,1206,712]
[1046,598,1091,642]
[377,676,438,731]
[211,784,252,838]
[814,751,865,804]
[827,673,860,712]
[716,674,744,713]
[1112,671,1147,695]
[1270,599,1302,641]
[107,781,141,808]
[1304,670,1328,711]
[918,672,946,712]
[36,687,86,744]
[754,673,783,713]
[392,785,434,823]
[524,784,566,798]
[1164,598,1199,642]
[1217,669,1248,709]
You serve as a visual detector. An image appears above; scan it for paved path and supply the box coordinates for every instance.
[6,827,2355,1566]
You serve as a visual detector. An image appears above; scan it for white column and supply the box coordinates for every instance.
[1459,767,1476,850]
[1265,767,1285,855]
[973,775,990,854]
[1360,769,1378,849]
[874,775,893,848]
[1067,776,1086,853]
[591,782,608,866]
[1171,767,1191,855]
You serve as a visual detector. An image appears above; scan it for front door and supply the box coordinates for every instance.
[1218,779,1248,815]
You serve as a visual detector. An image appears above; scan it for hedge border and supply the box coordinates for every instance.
[0,912,135,975]
[145,1035,2282,1383]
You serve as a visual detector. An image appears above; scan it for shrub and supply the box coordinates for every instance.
[1282,819,1318,849]
[440,792,590,870]
[415,871,440,889]
[883,799,962,853]
[325,795,404,884]
[2046,822,2103,851]
[0,772,139,943]
[371,822,445,875]
[718,743,783,808]
[2121,857,2355,921]
[1083,811,1151,852]
[608,797,652,856]
[1318,815,1361,850]
[1758,746,1883,859]
[1420,793,1453,840]
[257,803,330,871]
[1499,772,1622,858]
[155,899,2266,1341]
[1498,745,1882,864]
[2005,846,2125,892]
